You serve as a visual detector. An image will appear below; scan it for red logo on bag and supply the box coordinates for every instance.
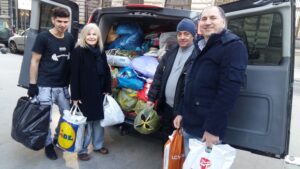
[200,157,211,169]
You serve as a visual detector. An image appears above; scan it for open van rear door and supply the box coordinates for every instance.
[221,0,295,158]
[18,0,79,88]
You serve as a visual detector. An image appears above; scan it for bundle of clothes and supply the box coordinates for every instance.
[105,22,177,120]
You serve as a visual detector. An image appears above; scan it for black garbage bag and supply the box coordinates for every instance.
[11,97,51,151]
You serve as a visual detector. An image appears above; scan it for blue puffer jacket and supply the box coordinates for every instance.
[179,29,248,139]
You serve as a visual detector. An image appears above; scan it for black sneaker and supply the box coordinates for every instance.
[45,144,57,160]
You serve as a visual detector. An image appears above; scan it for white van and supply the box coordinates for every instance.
[19,0,296,160]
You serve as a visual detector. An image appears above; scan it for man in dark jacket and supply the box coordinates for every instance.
[173,6,248,156]
[147,18,197,143]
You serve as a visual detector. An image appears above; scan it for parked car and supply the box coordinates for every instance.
[8,29,29,53]
[0,27,12,47]
[19,0,295,159]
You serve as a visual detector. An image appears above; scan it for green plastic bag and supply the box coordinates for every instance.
[134,106,160,134]
[134,99,147,115]
[117,88,138,112]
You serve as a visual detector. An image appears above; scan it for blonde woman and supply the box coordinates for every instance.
[70,23,111,161]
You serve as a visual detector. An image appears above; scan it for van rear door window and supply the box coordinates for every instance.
[228,13,283,65]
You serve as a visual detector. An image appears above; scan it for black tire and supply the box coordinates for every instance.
[9,41,18,54]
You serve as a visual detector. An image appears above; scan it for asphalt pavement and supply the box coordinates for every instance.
[0,52,299,169]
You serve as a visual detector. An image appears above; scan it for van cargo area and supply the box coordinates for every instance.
[89,7,200,135]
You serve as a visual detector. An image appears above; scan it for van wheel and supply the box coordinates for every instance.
[9,41,18,53]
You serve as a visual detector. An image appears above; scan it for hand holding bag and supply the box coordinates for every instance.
[57,105,86,152]
[11,96,51,151]
[163,130,185,169]
[183,139,236,169]
[101,94,125,127]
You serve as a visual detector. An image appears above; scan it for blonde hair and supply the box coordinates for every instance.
[76,23,104,51]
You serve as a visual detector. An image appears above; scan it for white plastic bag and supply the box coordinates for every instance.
[183,139,236,169]
[57,105,87,152]
[101,94,125,127]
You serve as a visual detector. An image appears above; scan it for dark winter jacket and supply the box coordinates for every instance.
[147,44,198,114]
[70,46,112,121]
[179,29,248,139]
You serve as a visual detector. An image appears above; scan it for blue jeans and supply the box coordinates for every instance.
[182,129,201,157]
[37,86,71,146]
[78,120,105,155]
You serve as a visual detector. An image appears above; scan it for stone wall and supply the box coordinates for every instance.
[0,0,10,25]
[70,0,103,24]
[214,0,238,5]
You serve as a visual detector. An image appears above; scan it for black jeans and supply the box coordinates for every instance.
[160,103,176,146]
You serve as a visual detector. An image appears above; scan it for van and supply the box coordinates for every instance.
[19,0,295,160]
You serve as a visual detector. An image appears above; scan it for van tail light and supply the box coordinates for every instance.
[126,4,162,10]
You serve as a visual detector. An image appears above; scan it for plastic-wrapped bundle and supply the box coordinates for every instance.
[107,54,131,67]
[116,23,143,35]
[134,100,147,115]
[130,55,159,79]
[108,23,144,51]
[117,88,138,112]
[117,67,144,90]
[108,33,143,51]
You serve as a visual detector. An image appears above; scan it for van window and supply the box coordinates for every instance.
[39,3,57,32]
[228,13,283,65]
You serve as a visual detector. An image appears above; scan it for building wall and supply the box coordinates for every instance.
[69,0,214,24]
[214,0,237,5]
[69,0,101,24]
[4,0,266,27]
[0,0,10,26]
[69,0,237,24]
[192,0,213,11]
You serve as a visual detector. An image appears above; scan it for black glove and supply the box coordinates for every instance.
[27,84,39,97]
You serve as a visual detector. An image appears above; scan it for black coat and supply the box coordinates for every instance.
[70,46,111,121]
[179,30,248,139]
[147,45,197,114]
